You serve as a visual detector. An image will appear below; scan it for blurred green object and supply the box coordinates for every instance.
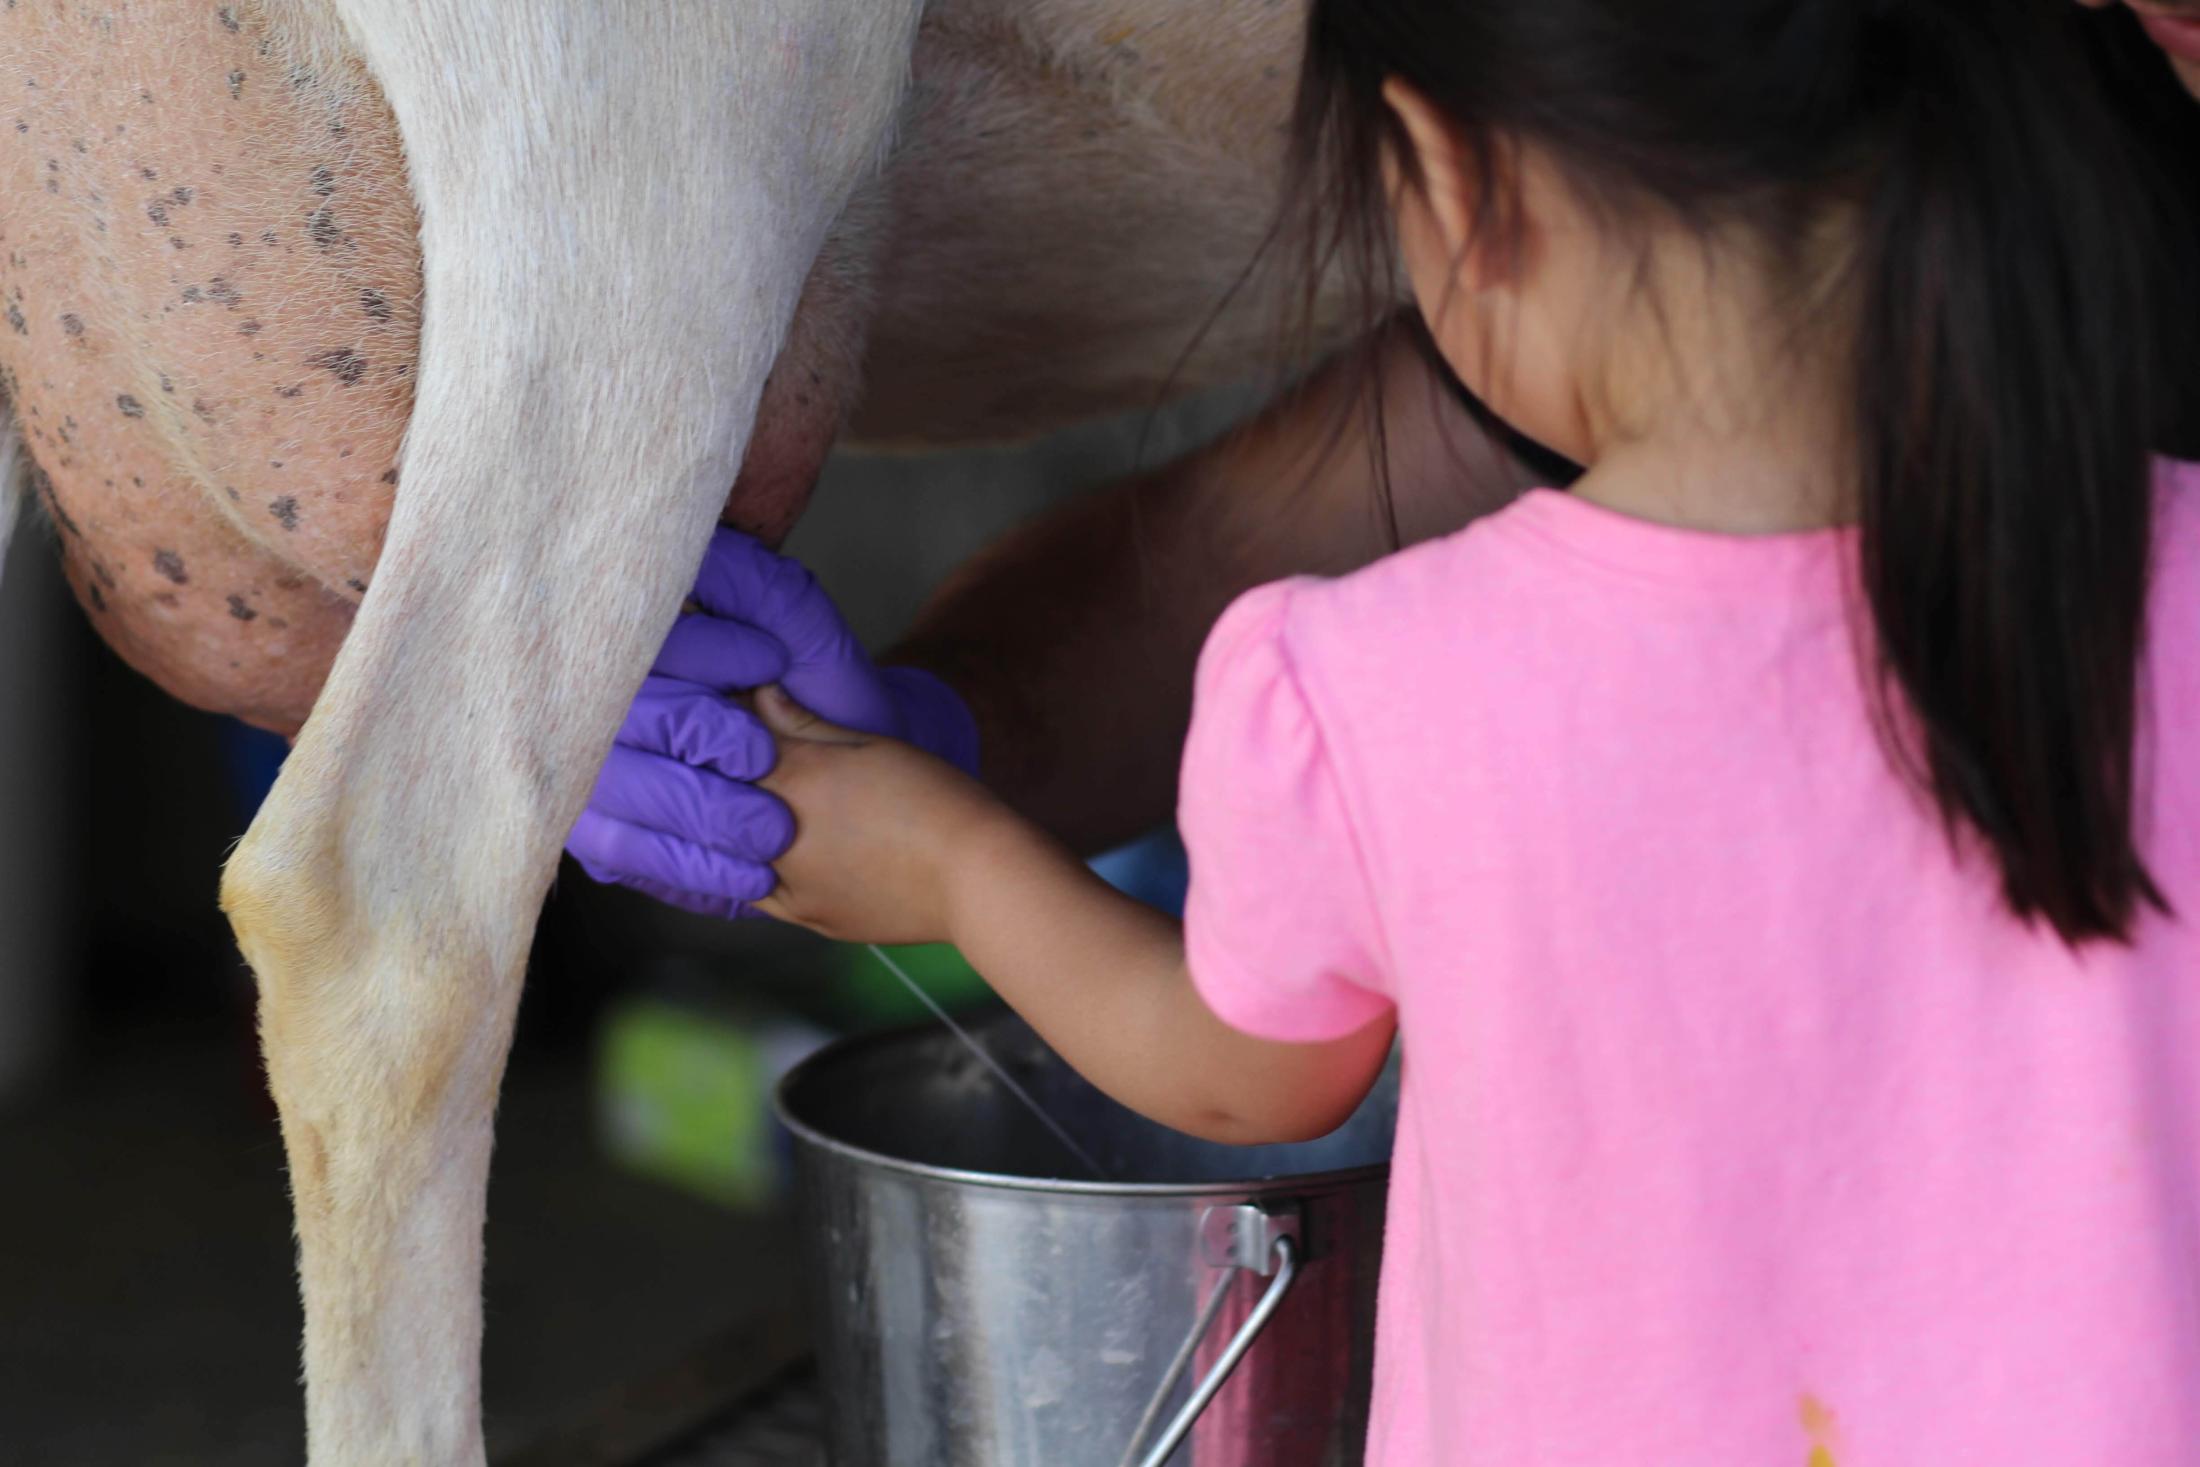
[823,940,995,1027]
[596,996,825,1209]
[592,943,994,1208]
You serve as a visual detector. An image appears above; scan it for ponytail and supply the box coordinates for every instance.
[1854,5,2174,943]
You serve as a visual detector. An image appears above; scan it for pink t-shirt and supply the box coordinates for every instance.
[1179,464,2200,1466]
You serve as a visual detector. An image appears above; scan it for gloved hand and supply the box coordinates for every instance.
[567,527,979,919]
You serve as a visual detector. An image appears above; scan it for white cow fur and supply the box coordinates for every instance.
[215,4,923,1462]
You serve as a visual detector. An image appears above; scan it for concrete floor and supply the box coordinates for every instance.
[0,998,798,1466]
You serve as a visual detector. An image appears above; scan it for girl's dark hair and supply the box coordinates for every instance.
[1289,0,2196,945]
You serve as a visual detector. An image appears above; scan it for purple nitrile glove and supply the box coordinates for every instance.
[566,527,979,919]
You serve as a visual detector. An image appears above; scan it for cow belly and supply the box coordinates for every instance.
[0,0,412,731]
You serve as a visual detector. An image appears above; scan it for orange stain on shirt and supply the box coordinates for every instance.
[1799,1393,1843,1466]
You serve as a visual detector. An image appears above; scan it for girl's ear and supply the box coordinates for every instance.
[1381,78,1510,291]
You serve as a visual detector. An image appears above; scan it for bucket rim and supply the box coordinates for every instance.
[771,1022,1391,1200]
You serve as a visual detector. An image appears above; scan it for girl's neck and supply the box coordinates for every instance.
[1563,235,1857,538]
[1570,426,1851,537]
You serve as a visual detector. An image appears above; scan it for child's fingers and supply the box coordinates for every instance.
[751,881,816,932]
[754,683,869,747]
[753,724,820,799]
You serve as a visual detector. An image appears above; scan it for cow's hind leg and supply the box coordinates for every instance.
[217,4,920,1463]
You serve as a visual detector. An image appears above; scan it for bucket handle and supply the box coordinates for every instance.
[1118,1203,1303,1467]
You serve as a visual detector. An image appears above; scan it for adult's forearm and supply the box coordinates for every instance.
[890,325,1538,853]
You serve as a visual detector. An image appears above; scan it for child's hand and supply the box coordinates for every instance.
[750,684,1008,945]
[565,529,978,921]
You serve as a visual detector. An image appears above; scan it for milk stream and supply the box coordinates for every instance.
[866,943,1114,1182]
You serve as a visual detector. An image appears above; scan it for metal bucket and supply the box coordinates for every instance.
[775,1012,1394,1467]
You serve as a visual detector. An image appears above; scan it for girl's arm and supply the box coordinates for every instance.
[948,810,1397,1146]
[751,687,1396,1146]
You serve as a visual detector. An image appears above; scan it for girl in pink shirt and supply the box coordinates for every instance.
[740,2,2200,1461]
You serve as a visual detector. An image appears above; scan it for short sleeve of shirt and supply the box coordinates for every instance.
[1179,580,1393,1043]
